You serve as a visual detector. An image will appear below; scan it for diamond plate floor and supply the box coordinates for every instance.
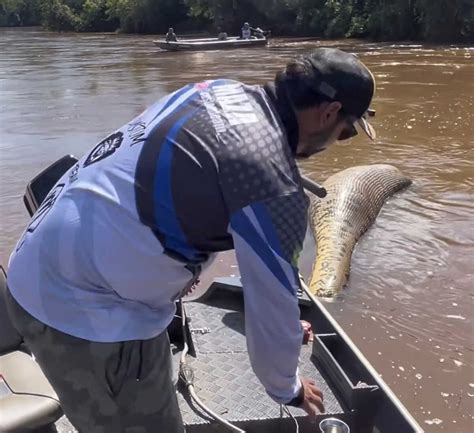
[178,289,343,431]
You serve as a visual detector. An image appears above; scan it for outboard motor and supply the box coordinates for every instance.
[23,155,78,217]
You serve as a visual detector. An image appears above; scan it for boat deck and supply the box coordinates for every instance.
[176,289,345,432]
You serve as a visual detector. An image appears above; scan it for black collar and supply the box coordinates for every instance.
[263,82,299,154]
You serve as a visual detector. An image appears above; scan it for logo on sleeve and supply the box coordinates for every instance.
[84,132,124,167]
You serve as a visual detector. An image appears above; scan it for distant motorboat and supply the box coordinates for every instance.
[153,36,268,52]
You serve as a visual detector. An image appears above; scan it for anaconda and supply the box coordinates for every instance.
[308,164,412,298]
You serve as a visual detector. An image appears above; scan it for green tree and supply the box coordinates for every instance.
[106,0,189,33]
[4,0,472,42]
[1,0,42,26]
[40,0,82,30]
[81,0,114,31]
[41,0,115,31]
[364,0,419,40]
[418,0,473,42]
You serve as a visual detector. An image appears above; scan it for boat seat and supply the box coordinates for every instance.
[0,266,62,432]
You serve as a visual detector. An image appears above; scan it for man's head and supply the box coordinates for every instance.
[275,48,376,158]
[168,27,174,33]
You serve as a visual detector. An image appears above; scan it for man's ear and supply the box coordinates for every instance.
[321,101,342,126]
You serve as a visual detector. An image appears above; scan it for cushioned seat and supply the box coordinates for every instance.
[0,266,62,432]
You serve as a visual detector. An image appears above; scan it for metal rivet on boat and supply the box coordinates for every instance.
[319,417,350,433]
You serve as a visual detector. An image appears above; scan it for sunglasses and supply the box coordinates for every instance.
[338,116,358,141]
[338,108,376,141]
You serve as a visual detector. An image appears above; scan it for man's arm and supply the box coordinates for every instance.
[229,193,323,410]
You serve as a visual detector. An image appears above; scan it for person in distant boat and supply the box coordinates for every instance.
[165,27,178,42]
[6,48,376,433]
[253,26,265,39]
[241,21,252,39]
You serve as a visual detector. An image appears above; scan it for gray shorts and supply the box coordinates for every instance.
[5,288,184,433]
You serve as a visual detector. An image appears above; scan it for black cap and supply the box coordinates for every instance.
[302,48,376,140]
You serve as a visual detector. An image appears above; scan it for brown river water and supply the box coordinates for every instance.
[0,28,472,432]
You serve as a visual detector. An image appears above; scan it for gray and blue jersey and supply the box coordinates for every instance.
[8,79,308,404]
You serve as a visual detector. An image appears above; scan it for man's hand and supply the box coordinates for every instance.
[299,376,325,416]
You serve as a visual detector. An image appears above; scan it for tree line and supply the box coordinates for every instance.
[1,0,472,43]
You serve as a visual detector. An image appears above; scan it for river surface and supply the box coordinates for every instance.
[0,28,472,432]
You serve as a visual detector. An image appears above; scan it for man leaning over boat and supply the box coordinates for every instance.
[5,48,376,432]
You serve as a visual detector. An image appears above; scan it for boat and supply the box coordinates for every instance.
[153,36,268,51]
[0,155,424,433]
